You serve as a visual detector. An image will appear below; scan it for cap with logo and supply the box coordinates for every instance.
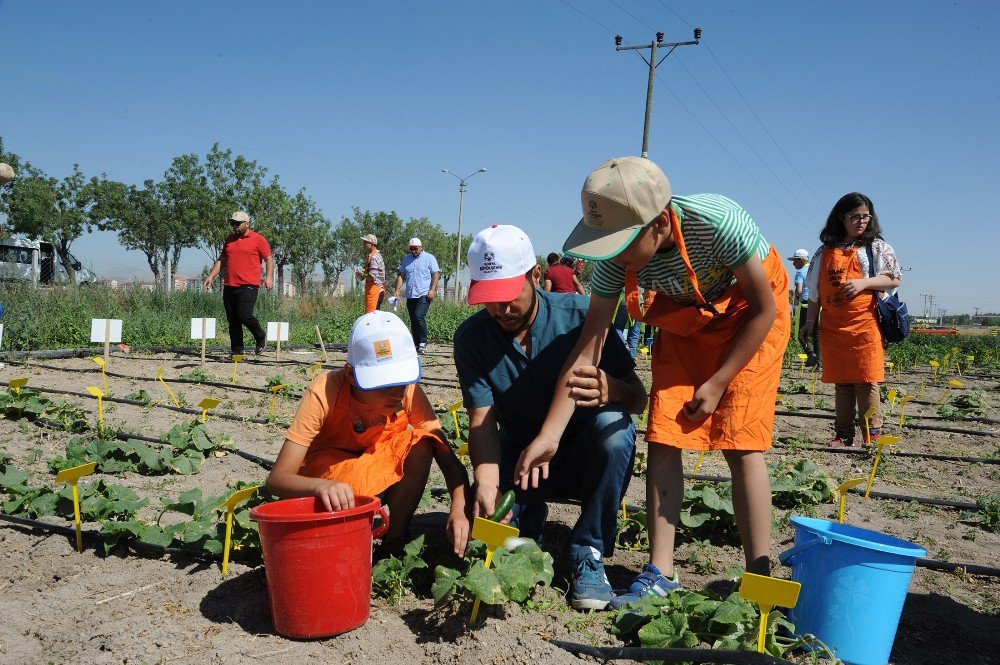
[229,211,250,223]
[347,312,421,390]
[562,156,672,261]
[408,237,422,247]
[787,248,810,261]
[467,224,536,305]
[361,233,378,245]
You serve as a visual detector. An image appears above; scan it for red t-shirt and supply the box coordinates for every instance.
[544,264,576,293]
[221,230,271,287]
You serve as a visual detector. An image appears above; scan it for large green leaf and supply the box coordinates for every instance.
[459,562,504,604]
[637,612,699,649]
[432,565,462,606]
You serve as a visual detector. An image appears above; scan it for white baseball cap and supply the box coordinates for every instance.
[563,156,672,261]
[347,312,421,390]
[467,224,536,305]
[229,211,250,223]
[408,237,422,247]
[787,248,810,261]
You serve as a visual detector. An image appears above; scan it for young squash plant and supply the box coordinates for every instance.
[372,534,429,603]
[431,538,554,608]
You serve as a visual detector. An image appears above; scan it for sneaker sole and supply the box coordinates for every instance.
[570,597,610,610]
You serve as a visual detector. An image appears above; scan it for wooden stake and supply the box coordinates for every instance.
[315,325,328,361]
[104,319,111,364]
[200,317,207,366]
[276,322,282,361]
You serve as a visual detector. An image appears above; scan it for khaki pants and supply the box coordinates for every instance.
[834,383,882,440]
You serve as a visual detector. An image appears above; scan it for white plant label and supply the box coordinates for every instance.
[190,318,217,339]
[266,322,289,342]
[90,319,123,343]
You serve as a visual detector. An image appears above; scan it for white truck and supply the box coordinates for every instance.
[0,236,97,285]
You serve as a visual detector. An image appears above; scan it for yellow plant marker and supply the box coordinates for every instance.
[85,386,106,435]
[455,443,469,464]
[862,405,877,445]
[929,360,939,384]
[899,395,914,427]
[942,354,950,371]
[156,367,182,408]
[221,485,259,577]
[937,379,964,405]
[739,573,801,654]
[92,356,108,394]
[621,498,628,521]
[231,354,244,383]
[309,362,323,380]
[269,385,286,417]
[640,404,649,429]
[469,516,519,624]
[55,461,97,553]
[810,367,817,395]
[8,377,28,394]
[797,353,808,371]
[865,435,902,498]
[837,477,866,523]
[692,450,707,476]
[198,397,222,423]
[886,388,898,413]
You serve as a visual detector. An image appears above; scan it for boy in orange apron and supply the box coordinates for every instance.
[266,312,471,557]
[515,157,788,608]
[357,234,386,314]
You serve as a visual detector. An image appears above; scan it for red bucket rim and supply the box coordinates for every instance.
[249,495,381,523]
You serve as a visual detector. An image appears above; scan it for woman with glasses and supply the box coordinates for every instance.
[800,193,902,446]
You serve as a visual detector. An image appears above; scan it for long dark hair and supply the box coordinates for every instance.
[820,192,883,246]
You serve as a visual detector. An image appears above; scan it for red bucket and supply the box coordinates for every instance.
[250,495,389,638]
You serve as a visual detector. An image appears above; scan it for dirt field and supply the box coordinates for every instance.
[0,345,997,664]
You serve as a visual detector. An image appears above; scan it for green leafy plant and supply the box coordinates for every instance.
[432,538,554,608]
[264,375,306,396]
[372,535,428,603]
[616,508,649,552]
[783,381,810,395]
[180,367,213,383]
[938,389,989,420]
[610,587,841,660]
[680,483,738,545]
[769,458,837,512]
[0,388,90,432]
[970,494,1000,533]
[123,389,153,405]
[440,409,469,446]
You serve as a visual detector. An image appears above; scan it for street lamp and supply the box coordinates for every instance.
[441,167,487,302]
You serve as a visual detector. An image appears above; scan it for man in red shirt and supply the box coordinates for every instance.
[203,211,275,355]
[543,253,585,294]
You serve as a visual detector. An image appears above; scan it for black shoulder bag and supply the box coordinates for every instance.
[865,243,910,343]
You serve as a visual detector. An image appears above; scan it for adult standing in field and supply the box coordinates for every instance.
[203,211,274,356]
[789,248,819,367]
[454,224,647,610]
[516,157,789,609]
[356,233,386,313]
[544,252,585,294]
[394,237,439,354]
[800,193,901,446]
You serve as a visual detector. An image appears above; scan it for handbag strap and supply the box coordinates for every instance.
[864,242,879,309]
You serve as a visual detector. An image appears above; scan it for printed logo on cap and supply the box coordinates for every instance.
[373,339,393,361]
[587,199,603,226]
[478,250,503,275]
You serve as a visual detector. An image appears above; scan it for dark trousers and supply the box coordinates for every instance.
[798,303,820,356]
[223,285,265,353]
[406,295,431,347]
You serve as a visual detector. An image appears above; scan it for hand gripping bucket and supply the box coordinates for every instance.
[250,496,388,638]
[779,516,925,665]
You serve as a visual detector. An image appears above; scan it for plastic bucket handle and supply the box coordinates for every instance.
[779,534,832,566]
[372,505,389,540]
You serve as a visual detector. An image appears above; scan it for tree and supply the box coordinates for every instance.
[199,143,268,262]
[286,191,329,294]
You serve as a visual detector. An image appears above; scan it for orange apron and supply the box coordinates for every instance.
[817,247,884,383]
[624,207,789,451]
[363,248,384,313]
[297,375,447,496]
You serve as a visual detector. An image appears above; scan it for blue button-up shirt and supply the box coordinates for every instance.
[397,251,440,299]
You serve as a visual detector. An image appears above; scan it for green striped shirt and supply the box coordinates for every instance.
[590,194,770,304]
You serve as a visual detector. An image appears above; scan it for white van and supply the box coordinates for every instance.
[0,236,97,285]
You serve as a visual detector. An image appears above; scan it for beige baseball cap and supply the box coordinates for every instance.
[563,156,672,261]
[361,233,378,245]
[229,211,250,223]
[0,163,15,185]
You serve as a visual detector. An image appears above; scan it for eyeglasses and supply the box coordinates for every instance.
[409,246,420,251]
[229,220,242,226]
[842,213,872,223]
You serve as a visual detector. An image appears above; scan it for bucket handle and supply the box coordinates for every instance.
[372,505,389,540]
[779,534,831,566]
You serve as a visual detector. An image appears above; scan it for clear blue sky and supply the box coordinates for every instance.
[1,1,998,315]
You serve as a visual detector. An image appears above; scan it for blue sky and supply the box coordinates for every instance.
[1,0,997,315]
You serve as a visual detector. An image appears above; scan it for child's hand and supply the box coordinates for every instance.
[446,487,473,556]
[684,381,725,422]
[313,480,355,512]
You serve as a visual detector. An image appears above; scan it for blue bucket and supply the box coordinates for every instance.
[779,516,925,665]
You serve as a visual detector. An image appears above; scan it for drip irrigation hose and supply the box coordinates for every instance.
[0,343,346,361]
[772,440,1000,466]
[773,409,996,437]
[548,641,793,664]
[778,399,1000,425]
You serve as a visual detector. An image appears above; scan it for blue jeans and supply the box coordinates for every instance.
[625,321,643,358]
[498,407,636,559]
[406,295,431,346]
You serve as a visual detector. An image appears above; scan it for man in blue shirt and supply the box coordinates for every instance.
[788,248,819,367]
[394,237,440,353]
[454,224,647,611]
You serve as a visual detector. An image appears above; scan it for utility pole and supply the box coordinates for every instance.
[974,306,980,319]
[615,28,701,158]
[920,293,934,320]
[164,253,172,296]
[441,167,488,302]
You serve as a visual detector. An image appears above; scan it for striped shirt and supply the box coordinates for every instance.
[590,194,771,304]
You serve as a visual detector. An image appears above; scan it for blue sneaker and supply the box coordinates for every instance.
[608,563,681,610]
[570,549,614,610]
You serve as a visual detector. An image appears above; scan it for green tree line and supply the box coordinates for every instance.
[0,137,472,294]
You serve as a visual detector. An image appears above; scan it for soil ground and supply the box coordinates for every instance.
[0,345,997,664]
